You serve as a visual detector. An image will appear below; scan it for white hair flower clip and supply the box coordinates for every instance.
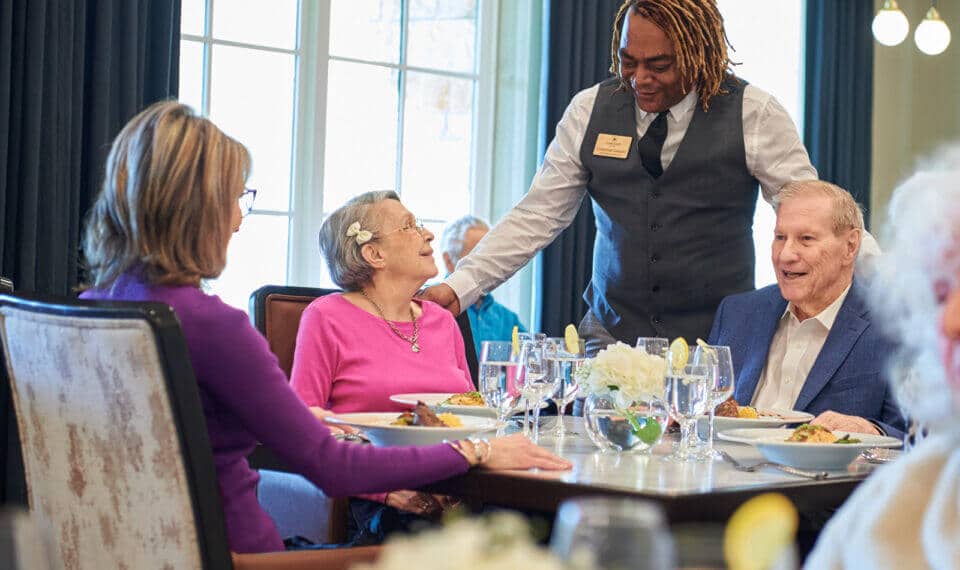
[346,221,373,245]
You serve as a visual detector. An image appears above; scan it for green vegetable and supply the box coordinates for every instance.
[833,433,861,444]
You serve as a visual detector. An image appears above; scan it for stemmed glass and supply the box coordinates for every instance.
[693,345,735,461]
[545,337,587,438]
[636,337,669,359]
[664,346,711,462]
[479,340,522,436]
[518,337,551,443]
[518,332,547,437]
[550,496,675,570]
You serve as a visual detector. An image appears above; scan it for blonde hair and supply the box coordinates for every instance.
[610,0,736,111]
[871,144,960,426]
[83,101,250,288]
[775,180,865,235]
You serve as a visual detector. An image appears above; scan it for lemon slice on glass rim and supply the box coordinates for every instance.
[564,324,580,354]
[669,337,689,370]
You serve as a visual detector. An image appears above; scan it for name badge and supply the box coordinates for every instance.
[593,133,633,159]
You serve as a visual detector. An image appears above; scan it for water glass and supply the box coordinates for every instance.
[518,332,547,437]
[693,345,735,460]
[664,346,711,462]
[479,340,522,436]
[545,337,586,438]
[636,337,669,359]
[551,496,675,570]
[518,337,551,443]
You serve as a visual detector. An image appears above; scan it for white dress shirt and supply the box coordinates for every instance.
[445,83,878,308]
[751,284,852,410]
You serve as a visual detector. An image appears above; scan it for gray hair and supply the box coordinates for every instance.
[319,190,399,291]
[774,179,865,234]
[439,215,489,266]
[870,144,960,426]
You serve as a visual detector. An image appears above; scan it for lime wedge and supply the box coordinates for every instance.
[564,324,580,354]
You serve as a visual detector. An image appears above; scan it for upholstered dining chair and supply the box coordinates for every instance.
[0,293,379,569]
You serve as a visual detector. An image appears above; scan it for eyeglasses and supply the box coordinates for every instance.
[239,188,257,217]
[382,218,426,237]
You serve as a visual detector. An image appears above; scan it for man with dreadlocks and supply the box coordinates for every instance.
[423,0,869,353]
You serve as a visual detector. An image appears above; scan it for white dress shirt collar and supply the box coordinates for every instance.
[782,282,853,330]
[635,89,698,123]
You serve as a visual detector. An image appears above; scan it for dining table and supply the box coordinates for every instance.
[422,417,882,524]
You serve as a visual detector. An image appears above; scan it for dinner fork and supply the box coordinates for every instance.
[719,450,829,480]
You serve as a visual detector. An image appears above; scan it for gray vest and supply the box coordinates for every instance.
[580,76,758,343]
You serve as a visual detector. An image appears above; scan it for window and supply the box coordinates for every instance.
[179,0,493,309]
[718,0,805,288]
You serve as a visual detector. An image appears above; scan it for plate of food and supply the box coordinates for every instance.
[326,402,496,446]
[699,397,815,432]
[390,391,546,418]
[390,392,494,417]
[753,424,902,470]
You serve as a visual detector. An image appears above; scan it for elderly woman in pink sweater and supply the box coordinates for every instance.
[290,191,485,529]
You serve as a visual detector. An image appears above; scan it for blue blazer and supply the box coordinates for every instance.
[707,280,904,439]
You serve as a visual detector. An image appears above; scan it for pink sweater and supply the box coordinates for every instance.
[290,294,474,413]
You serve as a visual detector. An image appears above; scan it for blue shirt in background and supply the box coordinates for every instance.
[466,294,527,357]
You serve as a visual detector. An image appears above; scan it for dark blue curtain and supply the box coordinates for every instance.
[537,0,620,337]
[0,0,181,505]
[804,0,874,223]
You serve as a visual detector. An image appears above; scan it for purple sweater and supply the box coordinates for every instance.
[81,272,469,553]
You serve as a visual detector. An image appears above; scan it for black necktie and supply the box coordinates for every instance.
[638,112,668,179]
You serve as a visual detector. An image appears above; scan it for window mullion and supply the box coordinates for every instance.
[394,0,410,197]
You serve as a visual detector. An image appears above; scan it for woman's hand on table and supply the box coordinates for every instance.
[482,434,572,471]
[308,406,357,435]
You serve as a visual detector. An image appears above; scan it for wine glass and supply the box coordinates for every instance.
[693,345,735,461]
[545,337,586,438]
[518,337,550,443]
[664,346,711,462]
[636,337,669,358]
[518,332,547,437]
[550,496,675,570]
[479,341,522,436]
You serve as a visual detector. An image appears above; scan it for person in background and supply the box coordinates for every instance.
[80,101,571,554]
[422,0,876,356]
[806,145,960,569]
[439,215,527,357]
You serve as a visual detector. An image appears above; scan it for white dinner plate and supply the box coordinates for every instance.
[699,408,815,432]
[390,392,546,418]
[755,432,903,470]
[717,427,903,447]
[325,412,496,447]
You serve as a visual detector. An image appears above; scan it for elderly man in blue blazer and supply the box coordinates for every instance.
[708,180,904,439]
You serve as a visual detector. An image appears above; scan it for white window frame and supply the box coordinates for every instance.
[288,0,500,289]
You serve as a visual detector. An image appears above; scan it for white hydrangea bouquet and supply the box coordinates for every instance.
[575,342,669,450]
[576,342,667,403]
[352,512,594,570]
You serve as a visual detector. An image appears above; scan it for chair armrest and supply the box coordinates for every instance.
[232,546,382,570]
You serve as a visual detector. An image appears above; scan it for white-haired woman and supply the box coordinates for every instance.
[807,144,960,569]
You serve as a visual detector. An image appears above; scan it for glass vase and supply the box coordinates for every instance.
[584,391,669,454]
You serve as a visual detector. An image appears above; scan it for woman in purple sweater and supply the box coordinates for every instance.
[79,101,570,554]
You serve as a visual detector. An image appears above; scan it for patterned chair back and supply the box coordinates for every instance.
[0,294,233,570]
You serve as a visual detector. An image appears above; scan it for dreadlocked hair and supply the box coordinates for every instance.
[609,0,737,111]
